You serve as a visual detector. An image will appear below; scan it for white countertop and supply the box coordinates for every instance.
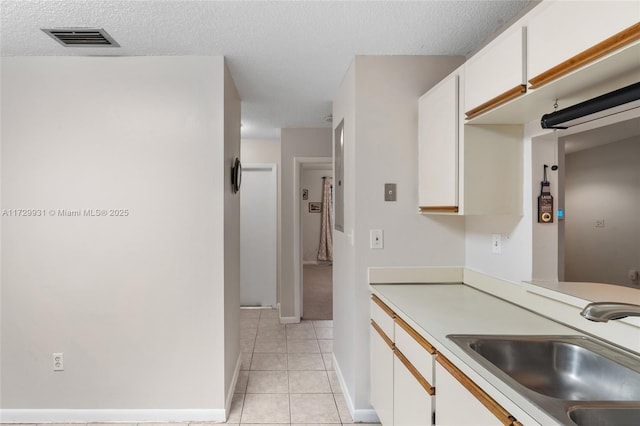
[370,283,588,426]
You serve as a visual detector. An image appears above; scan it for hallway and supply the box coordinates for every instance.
[302,263,333,320]
[231,308,375,425]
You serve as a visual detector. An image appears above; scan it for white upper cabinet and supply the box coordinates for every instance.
[465,27,527,119]
[528,0,640,88]
[418,71,460,213]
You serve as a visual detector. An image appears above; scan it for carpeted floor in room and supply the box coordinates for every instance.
[303,263,333,320]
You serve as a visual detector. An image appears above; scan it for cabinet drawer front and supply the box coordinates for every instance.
[394,316,435,385]
[371,295,395,340]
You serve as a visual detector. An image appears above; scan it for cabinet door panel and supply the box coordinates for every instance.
[465,27,526,117]
[434,361,503,426]
[418,74,459,209]
[528,1,639,82]
[394,356,433,426]
[371,325,394,425]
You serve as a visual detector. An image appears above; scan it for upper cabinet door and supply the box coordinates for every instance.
[528,1,640,88]
[465,27,527,120]
[418,72,459,212]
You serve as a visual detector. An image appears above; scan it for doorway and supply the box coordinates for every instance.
[293,157,332,321]
[302,164,333,319]
[240,164,277,307]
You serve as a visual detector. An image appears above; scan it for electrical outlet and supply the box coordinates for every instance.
[370,229,383,249]
[629,270,639,281]
[53,352,64,371]
[491,234,502,254]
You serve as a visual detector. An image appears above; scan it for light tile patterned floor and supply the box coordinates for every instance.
[229,308,372,425]
[0,309,379,426]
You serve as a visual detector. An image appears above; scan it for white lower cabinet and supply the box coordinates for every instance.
[435,355,520,426]
[371,294,523,426]
[371,323,394,425]
[394,352,434,425]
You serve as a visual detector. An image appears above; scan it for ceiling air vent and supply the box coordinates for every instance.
[41,28,120,47]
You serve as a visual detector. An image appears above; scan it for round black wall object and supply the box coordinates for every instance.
[231,157,242,193]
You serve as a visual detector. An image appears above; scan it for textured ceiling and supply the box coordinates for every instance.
[1,0,532,139]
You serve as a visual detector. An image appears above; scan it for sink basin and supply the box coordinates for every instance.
[568,405,640,426]
[448,335,640,425]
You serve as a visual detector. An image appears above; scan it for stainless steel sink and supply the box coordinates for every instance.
[568,405,640,426]
[448,335,640,425]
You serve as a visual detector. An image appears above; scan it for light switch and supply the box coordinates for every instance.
[384,183,396,201]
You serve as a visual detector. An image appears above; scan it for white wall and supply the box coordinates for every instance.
[0,56,238,421]
[223,61,242,409]
[302,168,332,262]
[332,56,466,419]
[564,137,640,286]
[241,139,281,164]
[280,128,332,318]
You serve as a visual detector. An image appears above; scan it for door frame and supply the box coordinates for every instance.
[293,156,332,320]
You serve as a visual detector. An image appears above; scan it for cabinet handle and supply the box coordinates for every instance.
[436,354,517,426]
[465,84,527,119]
[395,315,436,354]
[419,206,459,213]
[529,22,640,89]
[371,294,395,318]
[395,348,435,395]
[371,319,394,350]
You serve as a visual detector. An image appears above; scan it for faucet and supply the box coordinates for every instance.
[581,302,640,322]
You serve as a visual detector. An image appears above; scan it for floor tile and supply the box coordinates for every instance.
[240,352,253,370]
[240,337,256,352]
[334,392,354,423]
[290,393,341,423]
[287,353,325,370]
[240,393,290,423]
[256,325,287,339]
[226,393,244,423]
[318,339,333,353]
[240,309,261,320]
[327,370,342,394]
[250,352,288,370]
[321,352,333,370]
[312,320,333,328]
[235,370,249,393]
[314,327,333,339]
[254,336,287,353]
[260,309,281,320]
[247,370,289,393]
[287,339,320,353]
[286,323,317,339]
[289,370,331,393]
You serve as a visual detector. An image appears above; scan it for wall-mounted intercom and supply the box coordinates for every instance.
[538,165,553,223]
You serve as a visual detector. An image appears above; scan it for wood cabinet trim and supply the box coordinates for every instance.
[529,22,640,90]
[465,84,527,120]
[371,319,394,350]
[419,206,459,213]
[371,294,395,318]
[436,354,516,426]
[395,315,436,354]
[395,348,435,395]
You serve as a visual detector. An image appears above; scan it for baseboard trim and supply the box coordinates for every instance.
[225,353,242,419]
[0,409,226,423]
[279,315,299,324]
[332,353,380,424]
